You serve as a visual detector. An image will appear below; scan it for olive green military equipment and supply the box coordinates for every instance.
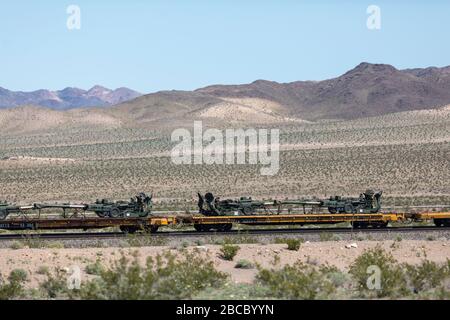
[275,190,383,214]
[34,193,153,218]
[0,201,34,220]
[198,192,271,216]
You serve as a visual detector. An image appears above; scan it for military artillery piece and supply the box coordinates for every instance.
[198,192,271,216]
[0,201,34,220]
[88,192,152,218]
[198,190,382,216]
[275,190,383,214]
[34,193,153,218]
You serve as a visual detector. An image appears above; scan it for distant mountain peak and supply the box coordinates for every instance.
[346,62,398,75]
[0,86,142,110]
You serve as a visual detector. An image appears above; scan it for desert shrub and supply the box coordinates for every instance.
[405,260,448,293]
[0,269,28,300]
[9,241,24,250]
[220,244,240,261]
[39,269,70,299]
[349,246,408,298]
[256,262,338,299]
[286,239,302,251]
[74,252,226,300]
[37,266,50,275]
[85,260,105,275]
[235,259,254,269]
[47,241,65,249]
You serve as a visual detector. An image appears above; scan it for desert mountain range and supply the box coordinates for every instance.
[104,62,450,124]
[1,62,450,132]
[0,85,141,109]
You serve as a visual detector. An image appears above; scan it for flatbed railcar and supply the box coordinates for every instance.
[0,216,175,233]
[0,211,449,233]
[190,212,405,231]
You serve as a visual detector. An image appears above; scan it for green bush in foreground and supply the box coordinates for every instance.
[405,260,449,294]
[286,239,302,251]
[3,246,450,300]
[220,244,240,261]
[76,252,227,300]
[85,259,105,276]
[0,269,28,300]
[256,262,340,299]
[349,245,408,298]
[235,259,254,269]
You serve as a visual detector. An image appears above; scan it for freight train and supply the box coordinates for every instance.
[1,190,449,233]
[0,193,152,220]
[197,190,383,216]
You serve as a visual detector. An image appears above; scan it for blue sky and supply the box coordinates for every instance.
[0,0,449,93]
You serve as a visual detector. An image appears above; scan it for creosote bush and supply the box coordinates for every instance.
[1,247,449,300]
[220,244,240,261]
[85,259,105,276]
[0,269,28,300]
[76,252,227,300]
[256,262,340,299]
[349,245,408,298]
[235,259,254,269]
[286,239,302,251]
[405,260,449,294]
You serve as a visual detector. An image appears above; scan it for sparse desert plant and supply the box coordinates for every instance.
[220,244,240,261]
[0,269,28,300]
[85,260,105,276]
[256,262,339,299]
[47,241,65,249]
[349,246,408,298]
[286,239,302,251]
[74,252,227,300]
[405,260,447,293]
[235,259,254,269]
[36,266,50,275]
[9,241,24,250]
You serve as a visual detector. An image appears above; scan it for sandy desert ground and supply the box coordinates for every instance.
[0,105,449,207]
[0,240,448,288]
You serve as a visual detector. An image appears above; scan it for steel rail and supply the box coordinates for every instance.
[0,226,449,241]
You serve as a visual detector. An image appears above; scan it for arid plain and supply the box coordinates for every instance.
[0,103,448,207]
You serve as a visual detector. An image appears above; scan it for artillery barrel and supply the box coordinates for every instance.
[34,203,88,210]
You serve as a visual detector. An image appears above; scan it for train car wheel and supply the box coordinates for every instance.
[352,221,367,228]
[109,208,121,218]
[95,211,107,218]
[375,222,388,228]
[194,224,211,232]
[120,226,138,234]
[217,223,232,232]
[434,219,443,227]
[194,224,203,232]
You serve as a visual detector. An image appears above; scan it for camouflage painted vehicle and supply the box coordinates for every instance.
[34,193,153,218]
[275,190,383,214]
[198,192,270,216]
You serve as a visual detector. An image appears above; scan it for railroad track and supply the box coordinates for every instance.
[0,226,449,241]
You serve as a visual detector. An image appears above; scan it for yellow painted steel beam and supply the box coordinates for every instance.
[411,212,450,219]
[191,213,406,225]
